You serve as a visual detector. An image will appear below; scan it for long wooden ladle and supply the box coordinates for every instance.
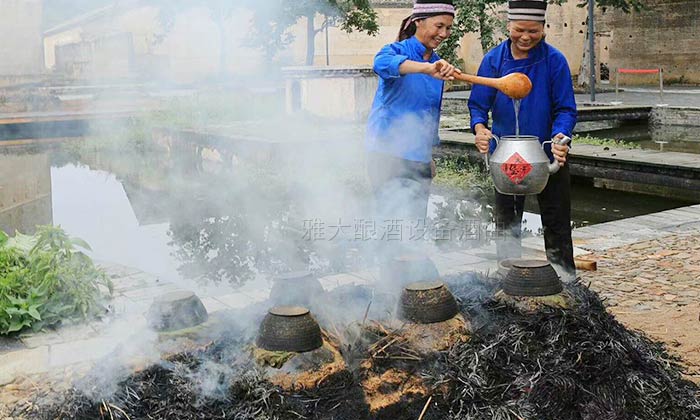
[437,63,533,99]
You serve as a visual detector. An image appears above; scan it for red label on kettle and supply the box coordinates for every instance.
[501,152,532,184]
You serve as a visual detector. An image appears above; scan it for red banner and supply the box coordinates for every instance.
[618,68,660,74]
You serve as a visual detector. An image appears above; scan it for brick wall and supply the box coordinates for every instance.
[597,0,700,85]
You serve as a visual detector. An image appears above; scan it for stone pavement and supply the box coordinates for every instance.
[583,231,700,310]
[575,88,700,108]
[523,204,700,254]
[1,204,699,390]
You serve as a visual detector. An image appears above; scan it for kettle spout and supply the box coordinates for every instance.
[548,160,562,175]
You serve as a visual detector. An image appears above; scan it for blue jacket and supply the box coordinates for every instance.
[366,36,444,164]
[468,40,577,161]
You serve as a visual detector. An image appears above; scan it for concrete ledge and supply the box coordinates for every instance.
[281,66,374,79]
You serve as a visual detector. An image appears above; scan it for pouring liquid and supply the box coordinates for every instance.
[513,99,521,137]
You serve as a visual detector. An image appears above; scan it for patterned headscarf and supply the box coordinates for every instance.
[508,0,547,22]
[412,0,455,19]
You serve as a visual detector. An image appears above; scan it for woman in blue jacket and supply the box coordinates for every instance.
[468,0,578,277]
[366,0,459,221]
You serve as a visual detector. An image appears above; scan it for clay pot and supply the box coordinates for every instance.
[502,259,563,296]
[147,291,208,331]
[497,258,519,279]
[257,306,323,352]
[399,281,459,324]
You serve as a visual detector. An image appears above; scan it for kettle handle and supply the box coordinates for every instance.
[484,134,500,171]
[541,134,572,148]
[542,135,572,174]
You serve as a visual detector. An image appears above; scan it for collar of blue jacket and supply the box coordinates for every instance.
[365,36,445,164]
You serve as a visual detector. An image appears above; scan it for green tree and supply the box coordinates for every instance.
[439,0,645,71]
[155,1,378,72]
[437,0,505,66]
[248,0,380,65]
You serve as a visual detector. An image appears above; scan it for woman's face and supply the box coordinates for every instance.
[415,15,454,50]
[508,20,545,56]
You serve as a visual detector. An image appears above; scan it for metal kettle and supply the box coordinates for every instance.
[486,135,571,195]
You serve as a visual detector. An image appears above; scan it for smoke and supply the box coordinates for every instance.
[1,0,495,404]
[71,316,160,400]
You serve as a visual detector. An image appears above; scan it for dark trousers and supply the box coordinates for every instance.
[366,152,432,221]
[495,163,575,276]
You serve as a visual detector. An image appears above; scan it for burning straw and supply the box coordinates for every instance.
[20,275,700,420]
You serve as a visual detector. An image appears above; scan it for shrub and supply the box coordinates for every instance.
[0,226,112,335]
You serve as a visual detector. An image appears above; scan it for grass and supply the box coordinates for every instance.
[572,134,641,149]
[433,155,493,195]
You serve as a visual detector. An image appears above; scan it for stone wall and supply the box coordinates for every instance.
[0,0,43,76]
[597,0,700,85]
[458,3,587,75]
[651,106,700,127]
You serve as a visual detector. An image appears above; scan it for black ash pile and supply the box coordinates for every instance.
[432,277,700,419]
[26,331,367,420]
[23,275,700,420]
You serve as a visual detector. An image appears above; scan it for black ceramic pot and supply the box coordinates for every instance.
[399,281,459,324]
[497,258,519,279]
[502,259,563,296]
[147,290,208,331]
[256,306,323,352]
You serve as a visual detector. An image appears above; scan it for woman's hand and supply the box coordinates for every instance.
[426,60,461,81]
[552,133,570,166]
[474,124,492,154]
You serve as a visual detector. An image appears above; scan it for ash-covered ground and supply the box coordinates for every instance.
[20,273,700,420]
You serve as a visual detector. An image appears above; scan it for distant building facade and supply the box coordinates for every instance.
[0,0,44,85]
[40,0,699,85]
[43,1,262,83]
